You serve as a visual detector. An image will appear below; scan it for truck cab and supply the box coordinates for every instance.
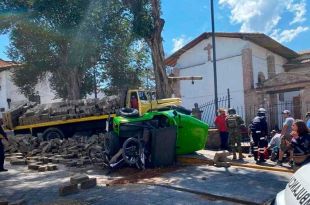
[125,89,181,116]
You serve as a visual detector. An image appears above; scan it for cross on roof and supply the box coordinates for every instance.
[204,43,213,61]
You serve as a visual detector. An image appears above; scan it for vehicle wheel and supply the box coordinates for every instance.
[122,137,140,165]
[118,108,139,117]
[104,132,120,156]
[42,127,65,141]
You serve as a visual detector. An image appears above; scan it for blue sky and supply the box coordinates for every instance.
[1,0,309,60]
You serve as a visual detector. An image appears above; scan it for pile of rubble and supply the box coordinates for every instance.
[4,134,104,170]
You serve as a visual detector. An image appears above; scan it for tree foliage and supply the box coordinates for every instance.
[0,0,150,100]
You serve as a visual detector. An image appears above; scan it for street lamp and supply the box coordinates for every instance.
[210,0,218,115]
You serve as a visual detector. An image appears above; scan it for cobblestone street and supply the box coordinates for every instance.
[0,160,292,205]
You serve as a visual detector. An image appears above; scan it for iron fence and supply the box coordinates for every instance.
[199,95,232,127]
[199,99,310,130]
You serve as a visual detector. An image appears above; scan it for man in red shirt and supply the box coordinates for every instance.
[214,108,229,150]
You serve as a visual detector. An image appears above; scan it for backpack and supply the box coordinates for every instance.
[227,115,238,128]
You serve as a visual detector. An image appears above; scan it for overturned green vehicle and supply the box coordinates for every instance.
[91,107,209,169]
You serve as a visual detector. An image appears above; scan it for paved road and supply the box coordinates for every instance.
[0,161,292,205]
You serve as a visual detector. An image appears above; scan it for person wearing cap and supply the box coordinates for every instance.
[278,110,295,165]
[214,108,229,150]
[306,112,310,129]
[267,130,281,161]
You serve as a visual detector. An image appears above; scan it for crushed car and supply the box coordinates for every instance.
[88,107,209,169]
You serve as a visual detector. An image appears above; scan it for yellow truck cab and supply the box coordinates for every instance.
[125,89,181,116]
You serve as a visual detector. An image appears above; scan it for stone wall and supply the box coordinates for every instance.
[205,129,221,149]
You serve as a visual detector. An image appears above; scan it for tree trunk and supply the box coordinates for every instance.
[148,0,173,99]
[66,67,81,100]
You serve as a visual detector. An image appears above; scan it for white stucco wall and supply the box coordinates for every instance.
[175,37,247,110]
[250,42,287,88]
[0,70,62,112]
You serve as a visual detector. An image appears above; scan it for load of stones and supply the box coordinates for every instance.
[4,134,104,171]
[3,96,120,129]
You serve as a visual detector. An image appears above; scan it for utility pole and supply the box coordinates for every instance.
[211,0,218,115]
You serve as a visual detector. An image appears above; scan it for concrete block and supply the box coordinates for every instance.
[10,159,27,165]
[59,183,79,196]
[70,174,89,184]
[28,164,40,170]
[80,178,97,189]
[38,166,47,172]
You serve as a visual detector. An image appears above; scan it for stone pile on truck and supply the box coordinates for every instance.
[2,89,181,140]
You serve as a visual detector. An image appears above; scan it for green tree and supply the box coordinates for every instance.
[101,39,151,96]
[0,0,137,100]
[123,0,173,99]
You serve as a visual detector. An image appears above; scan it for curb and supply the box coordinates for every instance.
[177,156,294,173]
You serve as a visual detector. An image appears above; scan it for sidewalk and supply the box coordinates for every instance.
[177,150,294,173]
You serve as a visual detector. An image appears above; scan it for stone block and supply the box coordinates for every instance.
[47,165,58,171]
[65,161,77,167]
[42,157,49,164]
[0,198,8,205]
[70,174,89,184]
[214,162,231,168]
[10,159,27,165]
[38,166,47,172]
[51,158,60,164]
[28,164,40,170]
[8,199,27,205]
[59,183,79,196]
[80,178,97,189]
[205,129,221,149]
[213,151,230,163]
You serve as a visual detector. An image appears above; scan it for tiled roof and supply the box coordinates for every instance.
[0,59,19,71]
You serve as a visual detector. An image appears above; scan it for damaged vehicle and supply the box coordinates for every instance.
[88,107,209,169]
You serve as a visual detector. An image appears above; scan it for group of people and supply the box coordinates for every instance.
[214,108,310,167]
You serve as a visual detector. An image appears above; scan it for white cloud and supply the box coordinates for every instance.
[172,35,189,52]
[219,0,308,43]
[271,26,309,43]
[287,0,307,25]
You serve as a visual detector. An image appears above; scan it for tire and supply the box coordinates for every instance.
[42,127,65,141]
[118,108,139,117]
[122,137,140,165]
[104,132,120,156]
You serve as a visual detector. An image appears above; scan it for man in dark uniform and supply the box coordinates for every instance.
[0,122,8,172]
[249,108,268,163]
